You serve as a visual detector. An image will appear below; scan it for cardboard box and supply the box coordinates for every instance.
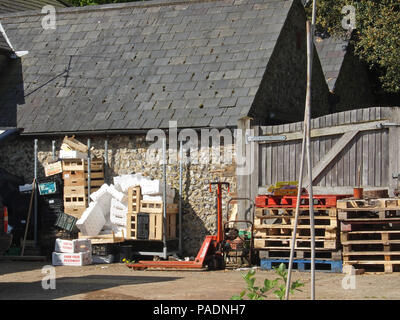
[54,238,92,253]
[44,161,63,177]
[52,251,92,266]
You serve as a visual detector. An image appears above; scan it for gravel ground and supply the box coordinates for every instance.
[1,261,400,300]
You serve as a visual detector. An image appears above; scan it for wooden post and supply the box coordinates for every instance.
[236,117,252,224]
[388,109,400,196]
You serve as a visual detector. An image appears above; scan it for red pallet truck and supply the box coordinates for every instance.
[127,182,231,270]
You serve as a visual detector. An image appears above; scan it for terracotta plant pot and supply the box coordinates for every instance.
[353,187,364,199]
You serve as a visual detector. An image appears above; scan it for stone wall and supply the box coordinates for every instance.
[0,133,237,256]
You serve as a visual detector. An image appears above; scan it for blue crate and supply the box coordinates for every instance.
[260,258,342,273]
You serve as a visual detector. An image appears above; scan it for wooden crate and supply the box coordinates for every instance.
[141,201,178,214]
[44,161,63,177]
[64,205,86,219]
[125,186,178,240]
[62,158,104,172]
[148,212,177,240]
[62,135,88,153]
[254,206,339,250]
[126,186,141,239]
[78,230,125,244]
[337,198,400,210]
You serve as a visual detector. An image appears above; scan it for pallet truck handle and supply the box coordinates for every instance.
[209,182,230,193]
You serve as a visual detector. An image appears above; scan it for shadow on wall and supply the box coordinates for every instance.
[17,136,213,258]
[0,56,24,128]
[0,274,181,300]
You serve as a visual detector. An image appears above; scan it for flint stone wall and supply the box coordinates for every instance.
[0,133,237,256]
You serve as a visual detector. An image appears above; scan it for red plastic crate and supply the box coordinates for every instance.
[255,194,350,208]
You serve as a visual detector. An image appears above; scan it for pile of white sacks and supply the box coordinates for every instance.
[76,174,175,237]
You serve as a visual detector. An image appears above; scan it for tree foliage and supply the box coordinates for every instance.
[306,0,400,93]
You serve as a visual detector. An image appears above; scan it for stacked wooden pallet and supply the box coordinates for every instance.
[126,186,178,241]
[338,198,400,273]
[61,158,104,219]
[255,194,347,273]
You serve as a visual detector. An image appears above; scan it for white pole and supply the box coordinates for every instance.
[286,0,317,300]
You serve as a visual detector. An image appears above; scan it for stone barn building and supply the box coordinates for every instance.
[0,0,337,255]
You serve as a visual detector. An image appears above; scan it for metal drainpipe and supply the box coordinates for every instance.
[162,138,168,260]
[87,138,91,205]
[33,139,38,246]
[52,140,56,161]
[104,138,108,184]
[179,139,183,256]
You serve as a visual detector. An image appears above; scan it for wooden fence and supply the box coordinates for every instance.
[237,107,400,220]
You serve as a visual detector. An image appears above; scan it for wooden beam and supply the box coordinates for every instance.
[305,130,359,187]
[260,120,387,143]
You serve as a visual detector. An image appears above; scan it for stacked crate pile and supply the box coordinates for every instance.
[126,185,178,241]
[62,158,105,219]
[338,197,400,273]
[255,194,347,273]
[38,167,72,256]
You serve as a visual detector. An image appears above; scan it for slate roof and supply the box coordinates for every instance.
[0,0,297,133]
[0,0,70,15]
[314,35,348,91]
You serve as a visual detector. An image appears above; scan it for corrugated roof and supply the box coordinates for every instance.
[0,0,297,133]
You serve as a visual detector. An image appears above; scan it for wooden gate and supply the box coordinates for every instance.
[237,107,400,215]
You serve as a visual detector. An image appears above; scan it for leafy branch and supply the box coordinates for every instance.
[231,263,304,300]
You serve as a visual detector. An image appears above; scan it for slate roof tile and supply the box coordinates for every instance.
[315,35,349,91]
[0,0,296,132]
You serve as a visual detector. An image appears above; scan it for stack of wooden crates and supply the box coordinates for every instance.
[125,186,178,241]
[254,194,347,273]
[338,197,400,273]
[61,158,105,219]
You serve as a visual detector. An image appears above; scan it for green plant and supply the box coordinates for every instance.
[231,263,304,300]
[272,263,304,300]
[122,258,135,264]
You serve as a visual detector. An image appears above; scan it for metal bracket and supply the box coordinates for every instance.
[245,133,287,144]
[378,123,400,129]
[393,173,400,180]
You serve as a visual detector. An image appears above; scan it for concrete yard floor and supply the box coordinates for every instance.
[0,261,399,300]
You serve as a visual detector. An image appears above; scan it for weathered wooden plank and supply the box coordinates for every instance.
[369,131,376,186]
[260,120,386,143]
[342,138,350,186]
[277,142,284,182]
[257,108,395,194]
[376,130,382,187]
[362,131,369,186]
[283,140,290,181]
[349,131,357,186]
[382,129,390,188]
[289,141,296,182]
[305,131,359,187]
[331,136,339,187]
[388,110,400,195]
[319,117,326,187]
